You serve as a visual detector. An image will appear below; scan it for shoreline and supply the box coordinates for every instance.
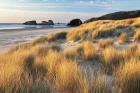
[0,26,71,32]
[0,27,74,52]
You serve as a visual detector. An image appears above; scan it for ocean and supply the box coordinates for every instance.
[0,23,67,30]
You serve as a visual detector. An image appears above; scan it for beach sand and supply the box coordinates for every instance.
[0,27,73,52]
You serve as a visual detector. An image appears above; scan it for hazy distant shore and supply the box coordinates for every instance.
[0,23,68,32]
[0,27,73,51]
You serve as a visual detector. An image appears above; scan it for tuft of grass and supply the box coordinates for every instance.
[92,31,99,39]
[54,31,67,40]
[134,28,140,41]
[122,43,139,60]
[102,47,123,73]
[115,59,140,93]
[92,29,114,39]
[8,43,33,53]
[33,32,67,44]
[81,66,111,93]
[81,40,97,61]
[45,50,64,84]
[118,32,128,43]
[63,47,80,60]
[98,39,113,49]
[32,36,48,45]
[56,61,88,93]
[89,74,110,93]
[47,32,67,42]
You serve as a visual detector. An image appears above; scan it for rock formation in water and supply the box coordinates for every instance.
[23,20,37,25]
[67,19,82,27]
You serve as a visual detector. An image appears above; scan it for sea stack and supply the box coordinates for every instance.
[38,20,54,25]
[23,20,37,25]
[67,19,82,27]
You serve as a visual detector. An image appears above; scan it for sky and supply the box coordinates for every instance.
[0,0,140,23]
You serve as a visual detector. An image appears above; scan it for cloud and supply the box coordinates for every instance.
[2,0,139,23]
[0,0,116,11]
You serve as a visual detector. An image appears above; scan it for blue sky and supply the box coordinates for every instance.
[0,0,140,23]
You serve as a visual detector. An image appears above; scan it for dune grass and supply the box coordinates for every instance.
[1,17,140,93]
[0,47,50,93]
[81,40,97,61]
[134,28,140,41]
[118,32,128,43]
[56,61,88,93]
[67,17,140,42]
[45,50,64,85]
[101,46,123,73]
[63,47,80,60]
[4,44,112,93]
[33,32,67,44]
[89,74,110,93]
[120,43,140,61]
[98,39,113,49]
[115,59,140,93]
[0,42,112,93]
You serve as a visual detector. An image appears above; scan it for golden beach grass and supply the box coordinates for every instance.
[1,17,140,93]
